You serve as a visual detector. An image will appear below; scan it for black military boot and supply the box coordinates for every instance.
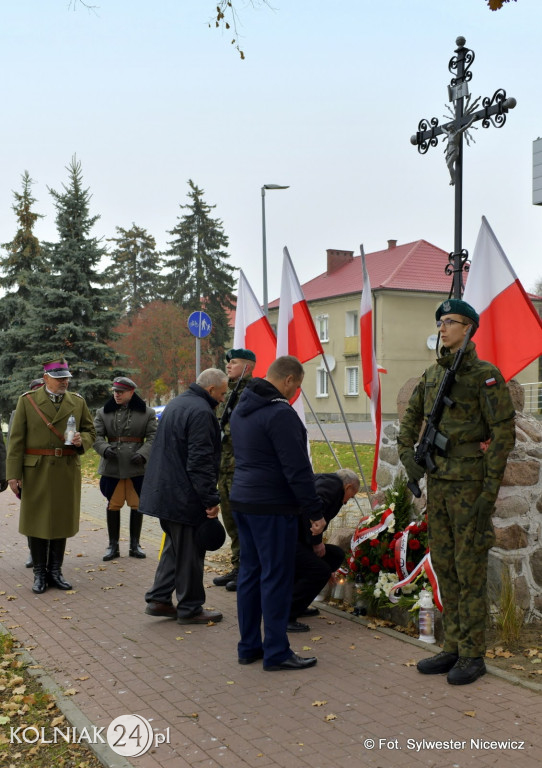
[29,537,49,594]
[47,538,72,590]
[103,508,121,561]
[129,510,146,558]
[25,537,33,568]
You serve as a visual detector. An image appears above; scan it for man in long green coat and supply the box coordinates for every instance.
[6,358,95,594]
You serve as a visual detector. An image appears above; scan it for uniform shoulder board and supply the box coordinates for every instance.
[484,377,497,387]
[72,392,84,398]
[22,390,34,397]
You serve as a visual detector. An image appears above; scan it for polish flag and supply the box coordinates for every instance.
[360,246,386,492]
[234,270,277,377]
[276,247,324,363]
[277,247,323,431]
[463,217,542,382]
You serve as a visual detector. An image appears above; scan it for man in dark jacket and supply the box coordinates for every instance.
[288,469,360,631]
[94,377,157,560]
[230,355,325,671]
[141,368,228,625]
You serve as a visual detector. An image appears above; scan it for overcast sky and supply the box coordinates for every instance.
[1,0,541,306]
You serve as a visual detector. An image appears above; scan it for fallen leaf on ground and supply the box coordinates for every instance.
[464,710,476,718]
[312,700,327,707]
[324,713,337,721]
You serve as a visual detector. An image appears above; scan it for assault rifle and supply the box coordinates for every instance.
[407,326,472,498]
[219,364,248,441]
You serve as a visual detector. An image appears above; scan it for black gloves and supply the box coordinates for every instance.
[473,495,495,534]
[104,447,116,460]
[130,453,145,466]
[401,450,425,483]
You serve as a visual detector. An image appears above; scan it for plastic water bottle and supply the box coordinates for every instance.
[64,414,76,445]
[418,589,436,644]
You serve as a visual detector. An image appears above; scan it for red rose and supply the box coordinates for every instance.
[420,521,428,532]
[370,564,381,574]
[388,541,396,550]
[348,557,358,571]
[370,539,380,548]
[408,539,421,551]
[406,561,415,572]
[410,525,420,535]
[361,556,370,567]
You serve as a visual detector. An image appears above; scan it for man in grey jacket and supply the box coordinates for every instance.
[94,377,157,561]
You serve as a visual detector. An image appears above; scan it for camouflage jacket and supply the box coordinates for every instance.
[217,376,251,476]
[398,342,515,498]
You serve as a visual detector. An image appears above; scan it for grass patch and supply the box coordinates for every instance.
[80,451,100,484]
[0,632,103,768]
[494,567,525,649]
[311,441,374,483]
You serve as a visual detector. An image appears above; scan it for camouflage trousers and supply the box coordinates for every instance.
[218,473,240,569]
[427,478,493,658]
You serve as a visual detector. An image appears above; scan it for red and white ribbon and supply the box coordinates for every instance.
[388,552,443,612]
[350,507,395,553]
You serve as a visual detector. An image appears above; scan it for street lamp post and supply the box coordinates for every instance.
[261,183,289,316]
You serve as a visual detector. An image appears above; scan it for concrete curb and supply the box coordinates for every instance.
[321,602,542,694]
[0,625,134,768]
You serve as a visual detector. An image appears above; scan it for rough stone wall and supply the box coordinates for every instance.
[326,378,542,622]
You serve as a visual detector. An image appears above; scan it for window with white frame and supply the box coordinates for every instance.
[316,366,329,397]
[345,310,359,337]
[345,366,359,396]
[315,314,329,342]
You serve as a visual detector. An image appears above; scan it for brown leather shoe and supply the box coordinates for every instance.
[145,601,177,618]
[177,609,223,625]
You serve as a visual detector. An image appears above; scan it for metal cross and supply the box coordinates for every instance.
[410,36,516,299]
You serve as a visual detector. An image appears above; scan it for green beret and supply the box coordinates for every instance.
[435,299,479,326]
[225,348,256,363]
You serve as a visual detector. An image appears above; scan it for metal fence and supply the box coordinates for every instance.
[520,382,542,414]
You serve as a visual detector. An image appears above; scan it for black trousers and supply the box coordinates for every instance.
[145,520,204,618]
[289,542,345,620]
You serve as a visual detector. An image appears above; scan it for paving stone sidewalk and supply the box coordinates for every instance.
[1,483,542,768]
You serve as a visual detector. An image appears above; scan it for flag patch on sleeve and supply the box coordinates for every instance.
[485,377,497,387]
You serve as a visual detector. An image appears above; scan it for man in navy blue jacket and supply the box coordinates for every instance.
[140,368,228,624]
[230,356,325,671]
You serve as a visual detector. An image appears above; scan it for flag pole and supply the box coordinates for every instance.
[320,356,374,504]
[302,388,367,517]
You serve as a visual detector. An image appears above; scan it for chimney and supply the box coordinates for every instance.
[387,239,397,249]
[326,249,354,275]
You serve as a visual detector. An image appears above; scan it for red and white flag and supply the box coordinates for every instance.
[360,246,386,492]
[234,270,277,378]
[277,247,324,428]
[277,247,324,363]
[463,216,542,382]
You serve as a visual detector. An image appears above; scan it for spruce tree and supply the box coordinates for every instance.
[106,224,163,322]
[163,180,235,359]
[0,172,47,413]
[22,156,123,407]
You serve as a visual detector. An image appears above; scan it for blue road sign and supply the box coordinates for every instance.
[187,311,212,339]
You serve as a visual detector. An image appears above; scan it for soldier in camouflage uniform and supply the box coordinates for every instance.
[398,299,515,686]
[213,348,256,592]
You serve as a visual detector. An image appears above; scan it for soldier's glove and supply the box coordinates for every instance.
[0,480,8,493]
[104,447,116,460]
[130,453,145,466]
[401,451,425,483]
[473,495,495,534]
